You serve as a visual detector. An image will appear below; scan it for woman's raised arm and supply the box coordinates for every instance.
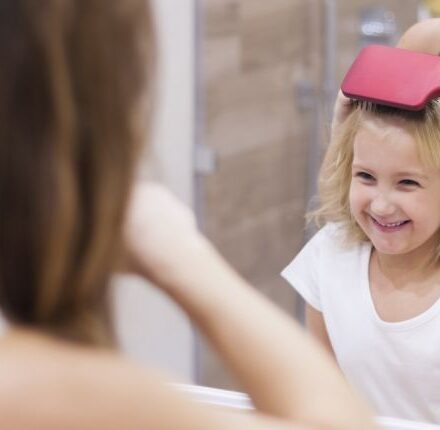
[122,183,375,430]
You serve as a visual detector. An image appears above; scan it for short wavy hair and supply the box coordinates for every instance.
[311,99,440,256]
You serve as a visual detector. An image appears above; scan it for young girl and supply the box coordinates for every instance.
[282,70,440,423]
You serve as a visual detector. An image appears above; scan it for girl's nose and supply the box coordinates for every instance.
[370,193,395,217]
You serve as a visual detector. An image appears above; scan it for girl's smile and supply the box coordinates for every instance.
[349,117,440,259]
[369,215,411,233]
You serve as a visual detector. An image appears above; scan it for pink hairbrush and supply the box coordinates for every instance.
[341,44,440,111]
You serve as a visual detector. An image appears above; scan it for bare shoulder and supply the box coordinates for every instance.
[0,330,189,430]
[0,330,313,430]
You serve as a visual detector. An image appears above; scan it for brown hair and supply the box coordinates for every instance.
[0,0,154,345]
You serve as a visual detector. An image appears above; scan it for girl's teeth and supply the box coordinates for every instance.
[379,220,405,227]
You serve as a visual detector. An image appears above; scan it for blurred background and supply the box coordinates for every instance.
[114,0,438,391]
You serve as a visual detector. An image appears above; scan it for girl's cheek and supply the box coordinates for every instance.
[348,182,359,204]
[349,182,368,213]
[348,190,358,216]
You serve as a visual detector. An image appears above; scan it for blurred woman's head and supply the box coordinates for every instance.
[0,0,154,344]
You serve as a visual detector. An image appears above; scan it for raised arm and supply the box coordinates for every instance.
[331,90,352,136]
[123,183,375,430]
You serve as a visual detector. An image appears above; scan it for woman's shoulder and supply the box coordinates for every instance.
[0,329,179,430]
[0,333,268,430]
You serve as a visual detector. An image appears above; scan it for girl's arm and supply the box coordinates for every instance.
[306,304,335,358]
[331,90,352,135]
[123,183,375,430]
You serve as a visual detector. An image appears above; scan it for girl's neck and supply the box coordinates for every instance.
[373,237,440,287]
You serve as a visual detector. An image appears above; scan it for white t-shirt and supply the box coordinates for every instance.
[282,223,440,425]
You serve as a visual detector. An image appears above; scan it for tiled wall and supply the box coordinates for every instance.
[336,1,418,82]
[198,0,418,389]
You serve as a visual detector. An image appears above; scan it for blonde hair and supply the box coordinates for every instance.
[311,100,440,256]
[0,0,154,346]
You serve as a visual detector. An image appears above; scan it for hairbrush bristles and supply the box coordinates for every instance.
[349,97,431,121]
[350,99,375,111]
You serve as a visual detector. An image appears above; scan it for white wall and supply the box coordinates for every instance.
[151,0,196,204]
[114,0,196,382]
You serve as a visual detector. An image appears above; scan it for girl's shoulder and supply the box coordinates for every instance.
[303,223,366,267]
[311,222,349,249]
[318,222,365,250]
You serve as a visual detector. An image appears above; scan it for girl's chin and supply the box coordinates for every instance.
[369,235,413,255]
[366,233,406,255]
[371,244,404,255]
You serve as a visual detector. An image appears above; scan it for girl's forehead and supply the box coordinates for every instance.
[355,113,422,154]
[354,117,420,160]
[358,111,411,137]
[350,102,440,169]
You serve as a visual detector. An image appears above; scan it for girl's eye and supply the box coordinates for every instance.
[399,179,420,187]
[355,171,374,181]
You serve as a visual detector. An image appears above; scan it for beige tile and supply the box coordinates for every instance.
[204,94,302,156]
[240,1,303,69]
[240,0,299,18]
[207,201,307,283]
[203,0,240,38]
[202,36,241,84]
[203,137,308,234]
[204,61,295,118]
